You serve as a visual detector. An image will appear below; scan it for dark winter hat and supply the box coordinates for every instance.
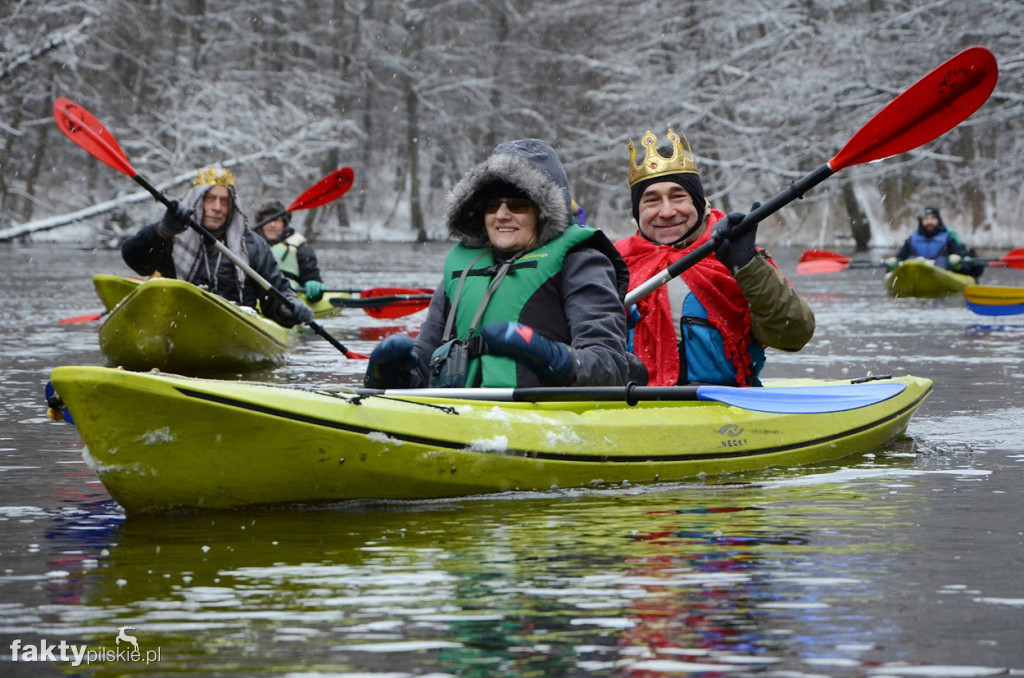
[254,200,291,228]
[917,206,944,229]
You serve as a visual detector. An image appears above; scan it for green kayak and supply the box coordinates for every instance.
[885,259,974,298]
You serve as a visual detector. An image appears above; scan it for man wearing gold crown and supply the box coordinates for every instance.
[616,130,815,387]
[121,165,313,327]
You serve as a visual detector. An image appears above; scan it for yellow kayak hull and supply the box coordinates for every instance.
[49,366,933,515]
[963,284,1024,305]
[97,278,291,374]
[885,259,974,298]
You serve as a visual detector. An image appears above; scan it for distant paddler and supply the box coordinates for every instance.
[253,199,326,303]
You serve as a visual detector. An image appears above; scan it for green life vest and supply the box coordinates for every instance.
[441,224,597,387]
[271,232,305,291]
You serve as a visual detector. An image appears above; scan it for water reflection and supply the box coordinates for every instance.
[21,467,942,675]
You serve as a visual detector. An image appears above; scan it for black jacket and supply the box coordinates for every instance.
[121,224,302,327]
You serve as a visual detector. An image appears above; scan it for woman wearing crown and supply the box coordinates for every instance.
[616,130,815,387]
[121,165,313,328]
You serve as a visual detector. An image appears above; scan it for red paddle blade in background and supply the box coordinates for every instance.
[359,287,433,319]
[288,167,355,212]
[830,46,998,170]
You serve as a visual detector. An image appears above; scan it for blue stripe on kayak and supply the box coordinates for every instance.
[697,382,906,414]
[965,300,1024,317]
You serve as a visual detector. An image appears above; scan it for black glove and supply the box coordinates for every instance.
[364,335,420,389]
[276,298,314,327]
[481,322,576,386]
[714,202,761,273]
[157,200,193,239]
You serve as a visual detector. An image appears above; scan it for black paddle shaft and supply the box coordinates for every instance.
[510,384,701,405]
[625,163,836,306]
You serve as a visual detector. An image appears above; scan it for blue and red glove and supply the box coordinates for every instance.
[481,322,575,385]
[364,335,419,389]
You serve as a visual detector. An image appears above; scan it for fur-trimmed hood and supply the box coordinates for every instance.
[444,139,574,249]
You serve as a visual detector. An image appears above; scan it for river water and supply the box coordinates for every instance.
[1,242,1022,677]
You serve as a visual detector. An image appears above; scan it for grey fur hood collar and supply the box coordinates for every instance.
[445,139,573,249]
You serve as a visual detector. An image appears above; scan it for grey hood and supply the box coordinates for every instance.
[444,139,574,249]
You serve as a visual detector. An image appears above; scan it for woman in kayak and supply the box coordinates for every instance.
[364,139,643,389]
[886,206,984,279]
[253,200,326,302]
[615,129,815,387]
[121,165,313,328]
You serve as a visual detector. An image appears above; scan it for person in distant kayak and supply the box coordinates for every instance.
[253,200,326,302]
[121,165,313,328]
[886,206,984,279]
[615,129,815,387]
[364,138,643,389]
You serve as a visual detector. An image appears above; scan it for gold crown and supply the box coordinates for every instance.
[193,165,236,187]
[627,129,699,187]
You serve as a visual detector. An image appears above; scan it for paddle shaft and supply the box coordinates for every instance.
[624,164,834,306]
[133,173,359,357]
[331,293,432,308]
[370,384,701,405]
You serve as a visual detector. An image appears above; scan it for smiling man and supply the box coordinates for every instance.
[616,129,815,387]
[363,139,642,390]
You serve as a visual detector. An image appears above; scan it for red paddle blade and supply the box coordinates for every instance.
[830,47,998,171]
[361,286,434,297]
[798,249,852,265]
[360,288,433,319]
[53,98,137,177]
[796,259,853,275]
[1000,248,1024,269]
[287,167,355,212]
[57,311,104,325]
[364,298,431,319]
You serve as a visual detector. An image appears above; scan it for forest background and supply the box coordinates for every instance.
[1,0,1021,250]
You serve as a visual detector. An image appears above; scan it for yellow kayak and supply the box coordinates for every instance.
[48,366,933,514]
[963,284,1024,316]
[885,259,975,298]
[98,277,291,374]
[92,273,349,319]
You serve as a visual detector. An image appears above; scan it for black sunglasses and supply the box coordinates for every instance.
[479,197,535,215]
